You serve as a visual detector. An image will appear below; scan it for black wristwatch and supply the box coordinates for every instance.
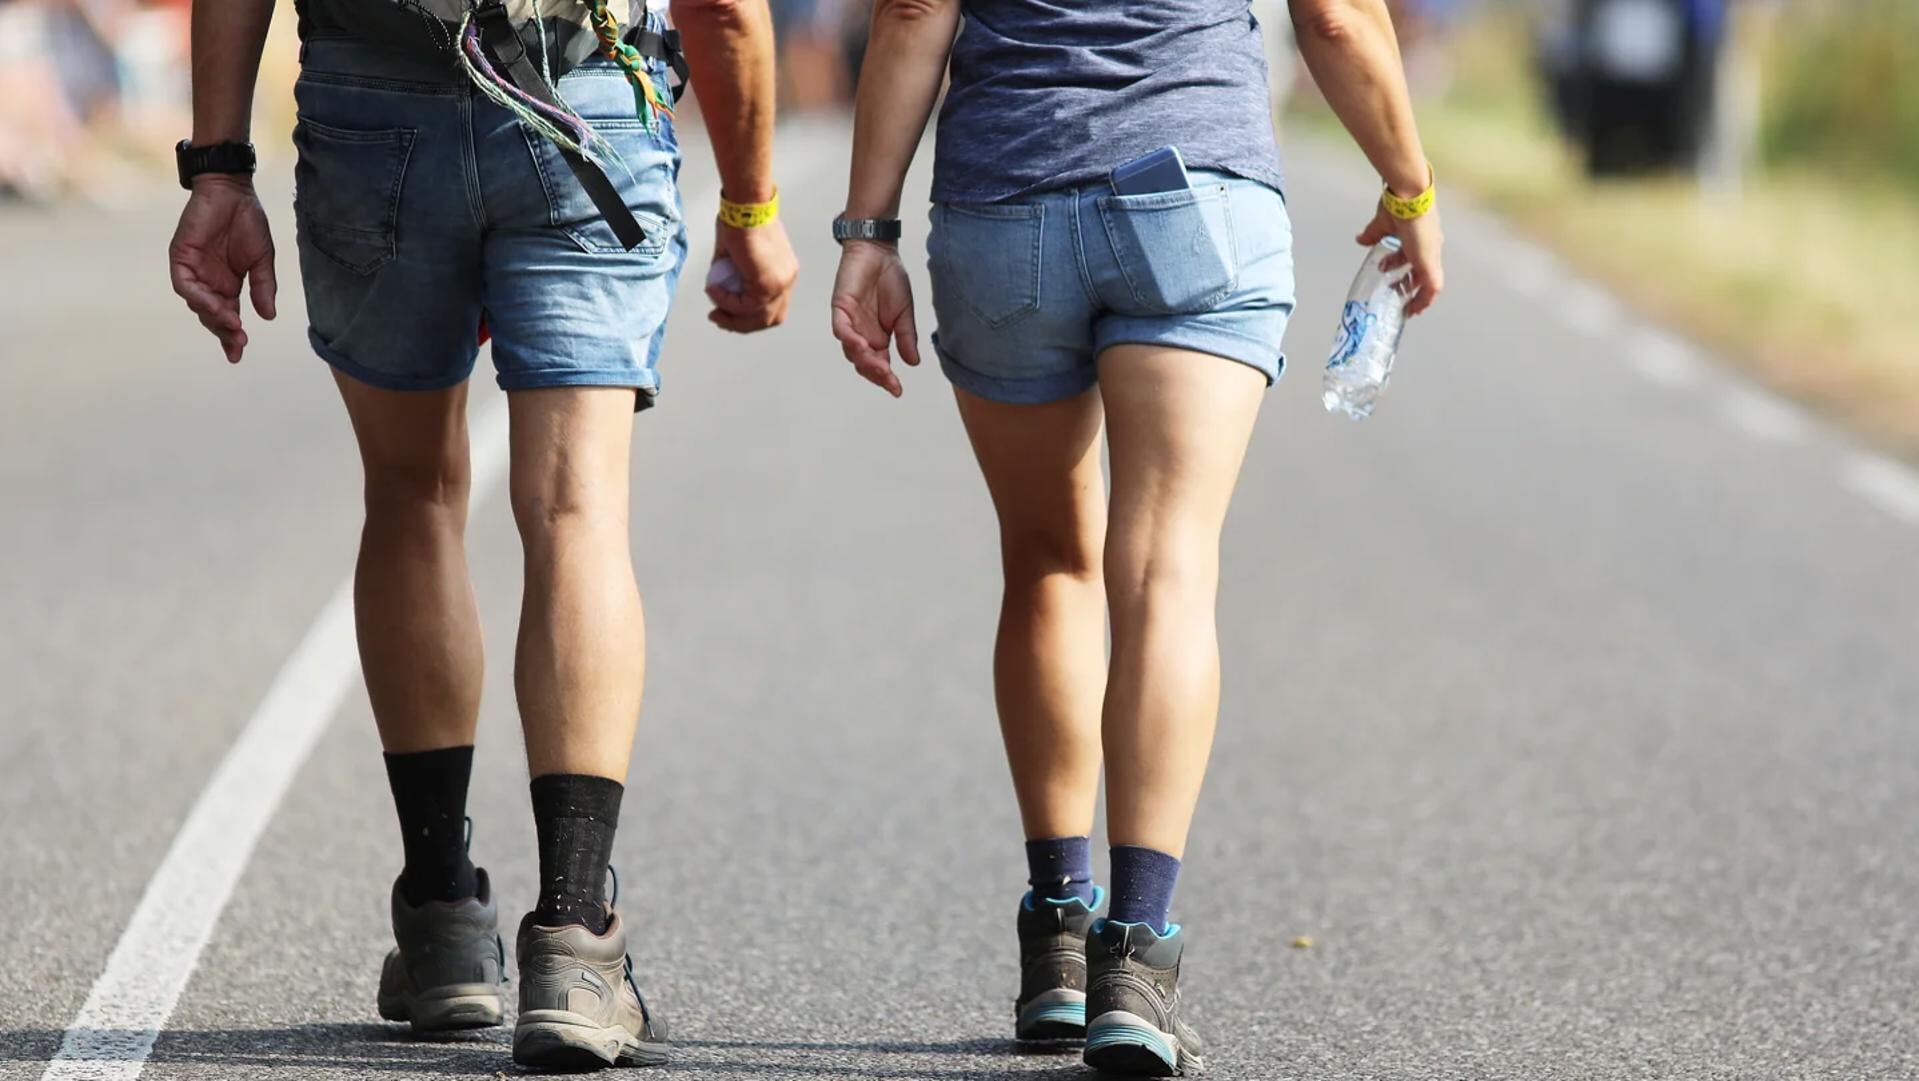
[176,140,257,190]
[832,216,902,245]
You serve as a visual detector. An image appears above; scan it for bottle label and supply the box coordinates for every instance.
[1329,300,1376,369]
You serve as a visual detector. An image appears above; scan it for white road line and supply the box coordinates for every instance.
[37,165,744,1079]
[1719,386,1808,445]
[1560,281,1620,339]
[38,397,510,1081]
[1629,327,1706,389]
[1504,243,1562,299]
[1841,453,1919,526]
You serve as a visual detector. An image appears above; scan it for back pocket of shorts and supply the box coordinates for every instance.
[522,121,675,257]
[1096,184,1237,315]
[292,119,415,275]
[932,203,1044,329]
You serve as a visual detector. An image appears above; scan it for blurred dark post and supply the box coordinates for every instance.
[1541,0,1728,177]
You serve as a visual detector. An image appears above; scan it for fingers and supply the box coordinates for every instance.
[193,309,247,362]
[831,297,902,397]
[248,250,278,321]
[1356,216,1392,247]
[171,258,249,361]
[894,304,921,367]
[1404,264,1445,316]
[707,282,788,334]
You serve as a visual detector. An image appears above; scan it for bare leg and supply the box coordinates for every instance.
[1096,346,1264,858]
[954,386,1109,840]
[333,371,482,754]
[508,388,644,781]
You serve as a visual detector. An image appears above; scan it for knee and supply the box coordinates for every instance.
[361,448,470,518]
[509,472,623,551]
[1104,534,1218,613]
[1000,521,1102,586]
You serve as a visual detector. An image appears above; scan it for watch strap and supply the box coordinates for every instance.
[833,217,902,244]
[176,140,257,190]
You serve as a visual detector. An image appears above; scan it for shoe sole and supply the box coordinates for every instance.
[1084,1010,1202,1076]
[1015,988,1087,1043]
[514,1010,670,1070]
[377,984,505,1032]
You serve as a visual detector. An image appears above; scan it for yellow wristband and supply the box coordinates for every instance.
[1380,166,1436,221]
[719,189,779,229]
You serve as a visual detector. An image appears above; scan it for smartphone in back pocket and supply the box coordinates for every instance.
[1110,146,1191,196]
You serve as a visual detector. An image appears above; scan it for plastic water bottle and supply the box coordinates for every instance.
[1322,237,1410,420]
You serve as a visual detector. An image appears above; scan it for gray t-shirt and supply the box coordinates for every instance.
[931,0,1285,203]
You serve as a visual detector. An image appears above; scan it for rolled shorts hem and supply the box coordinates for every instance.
[494,369,661,393]
[1095,323,1285,387]
[936,344,1099,405]
[310,329,478,392]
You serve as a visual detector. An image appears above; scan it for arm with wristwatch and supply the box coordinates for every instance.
[168,0,797,363]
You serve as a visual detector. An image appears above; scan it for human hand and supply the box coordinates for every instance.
[829,240,920,398]
[1357,200,1445,317]
[168,175,277,363]
[708,217,798,333]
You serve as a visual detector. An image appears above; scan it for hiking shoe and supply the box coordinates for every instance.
[512,910,669,1069]
[1083,920,1205,1076]
[1014,887,1103,1043]
[375,868,508,1032]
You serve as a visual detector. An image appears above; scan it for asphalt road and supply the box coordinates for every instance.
[3,114,1916,1081]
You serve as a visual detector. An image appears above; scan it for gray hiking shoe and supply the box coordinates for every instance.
[1083,920,1205,1076]
[375,868,507,1032]
[1014,887,1103,1043]
[512,909,669,1070]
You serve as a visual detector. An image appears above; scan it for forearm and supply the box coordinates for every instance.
[1290,0,1428,195]
[190,0,276,145]
[843,0,960,219]
[672,0,777,203]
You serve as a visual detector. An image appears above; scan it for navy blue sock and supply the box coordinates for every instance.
[1024,836,1096,905]
[1108,845,1181,932]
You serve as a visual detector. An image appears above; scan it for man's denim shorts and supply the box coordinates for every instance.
[926,171,1295,404]
[293,32,686,406]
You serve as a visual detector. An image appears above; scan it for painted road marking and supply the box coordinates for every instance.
[1560,281,1620,339]
[1719,386,1809,445]
[38,397,510,1081]
[1841,453,1919,526]
[35,166,746,1080]
[1504,243,1562,299]
[1630,327,1706,389]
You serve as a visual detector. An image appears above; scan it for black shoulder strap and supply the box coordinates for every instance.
[473,1,649,251]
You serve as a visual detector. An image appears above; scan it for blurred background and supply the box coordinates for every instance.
[5,5,1917,1077]
[3,0,1911,457]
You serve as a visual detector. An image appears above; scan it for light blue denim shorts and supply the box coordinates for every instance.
[926,171,1295,404]
[293,31,686,406]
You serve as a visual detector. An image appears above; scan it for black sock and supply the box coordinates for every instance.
[1108,844,1181,932]
[383,746,480,906]
[530,774,623,935]
[1024,836,1096,905]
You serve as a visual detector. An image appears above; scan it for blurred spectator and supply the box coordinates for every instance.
[771,0,856,111]
[1540,0,1727,176]
[0,0,189,202]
